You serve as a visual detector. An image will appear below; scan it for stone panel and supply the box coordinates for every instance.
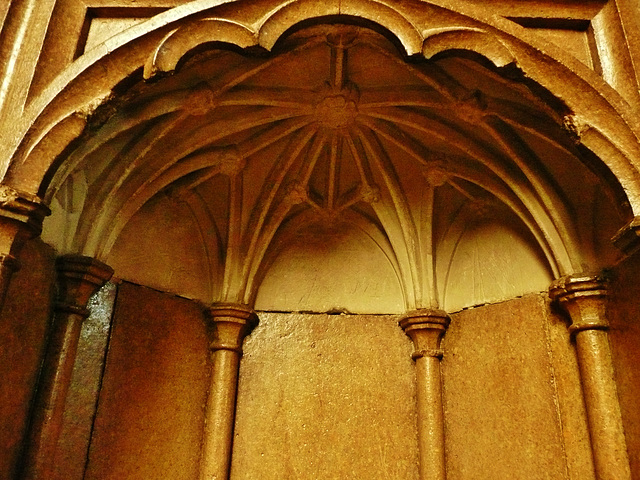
[609,253,640,479]
[0,239,56,479]
[232,312,419,480]
[84,282,209,480]
[442,294,569,480]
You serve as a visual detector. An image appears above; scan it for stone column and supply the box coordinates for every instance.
[22,255,113,480]
[200,304,258,480]
[0,185,50,309]
[400,309,450,480]
[549,274,631,480]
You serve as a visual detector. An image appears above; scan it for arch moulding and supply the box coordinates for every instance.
[3,0,640,230]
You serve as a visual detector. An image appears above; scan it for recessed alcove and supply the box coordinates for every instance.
[28,16,636,480]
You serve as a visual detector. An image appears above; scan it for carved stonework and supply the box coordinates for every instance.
[400,309,450,480]
[205,303,259,354]
[612,217,640,257]
[400,309,450,359]
[550,274,631,480]
[549,274,609,334]
[55,255,115,316]
[39,22,625,314]
[22,256,112,480]
[2,1,640,479]
[0,185,50,236]
[200,304,258,480]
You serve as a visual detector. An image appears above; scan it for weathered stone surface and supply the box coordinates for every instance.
[2,1,640,478]
[442,295,570,480]
[52,282,117,480]
[232,312,419,479]
[609,253,640,479]
[84,282,209,480]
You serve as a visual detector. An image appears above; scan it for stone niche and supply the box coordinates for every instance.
[33,18,634,480]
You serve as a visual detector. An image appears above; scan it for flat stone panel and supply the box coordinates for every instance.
[107,195,214,302]
[609,254,640,479]
[440,220,552,311]
[442,294,569,480]
[232,312,419,480]
[0,239,56,479]
[84,282,209,480]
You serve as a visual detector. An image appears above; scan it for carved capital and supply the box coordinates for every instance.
[0,185,50,237]
[55,255,114,317]
[549,274,608,335]
[205,303,258,354]
[400,309,450,360]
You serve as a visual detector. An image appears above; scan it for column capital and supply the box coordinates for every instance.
[205,303,258,354]
[549,274,608,335]
[0,185,50,236]
[400,309,450,360]
[55,255,114,317]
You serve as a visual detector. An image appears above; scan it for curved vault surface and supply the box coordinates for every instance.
[42,24,628,312]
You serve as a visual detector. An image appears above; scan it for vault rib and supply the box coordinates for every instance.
[240,126,318,300]
[363,107,571,275]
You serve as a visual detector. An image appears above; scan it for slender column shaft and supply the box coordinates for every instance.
[550,275,631,480]
[200,304,257,480]
[575,329,630,480]
[202,350,240,480]
[22,255,112,480]
[415,355,446,480]
[24,308,85,479]
[400,309,450,480]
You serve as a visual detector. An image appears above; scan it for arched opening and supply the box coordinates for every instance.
[2,2,639,478]
[24,20,632,479]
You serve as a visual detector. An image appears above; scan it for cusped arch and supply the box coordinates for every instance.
[5,0,640,226]
[422,28,515,67]
[144,18,259,79]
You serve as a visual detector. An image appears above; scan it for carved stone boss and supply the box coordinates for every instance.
[200,304,258,480]
[23,255,113,480]
[400,309,450,480]
[549,275,631,480]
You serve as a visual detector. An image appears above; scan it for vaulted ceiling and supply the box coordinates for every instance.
[42,23,628,312]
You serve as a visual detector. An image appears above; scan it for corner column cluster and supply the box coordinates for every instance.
[22,255,113,480]
[550,274,631,480]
